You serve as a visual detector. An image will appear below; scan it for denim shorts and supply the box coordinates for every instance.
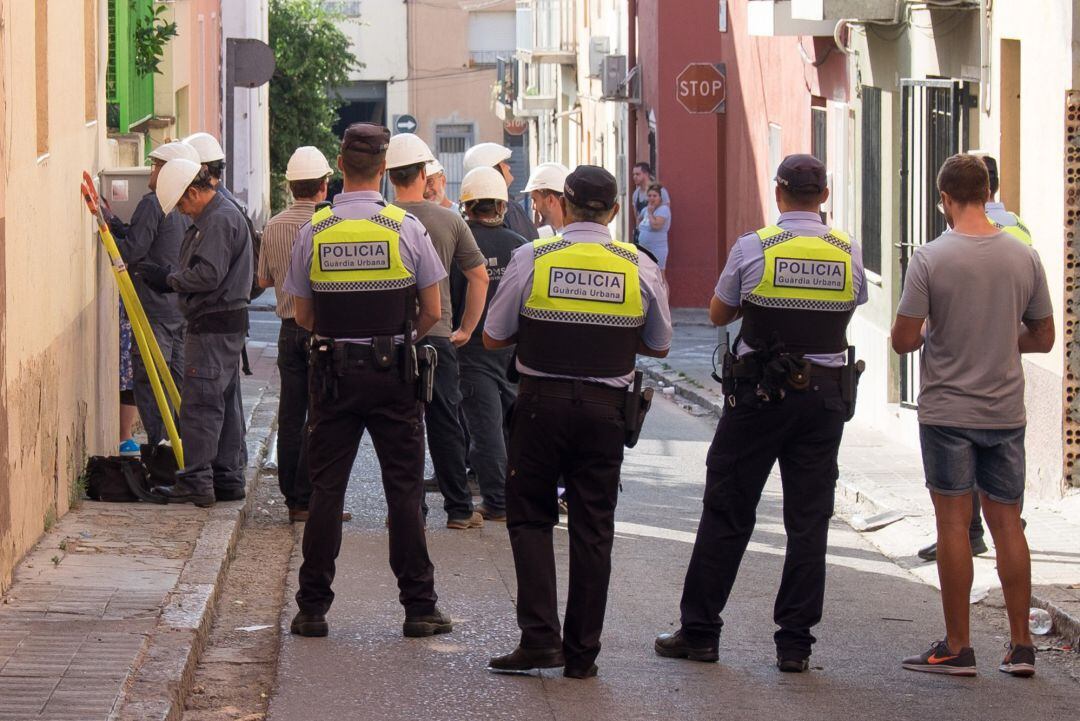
[919,424,1026,504]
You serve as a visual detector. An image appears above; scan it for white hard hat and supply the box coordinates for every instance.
[155,159,202,214]
[386,133,435,170]
[149,141,201,164]
[285,146,333,181]
[523,162,570,193]
[425,159,445,176]
[183,132,225,163]
[463,142,512,172]
[459,167,509,203]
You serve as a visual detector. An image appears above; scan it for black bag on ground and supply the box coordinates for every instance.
[141,443,179,487]
[84,456,165,504]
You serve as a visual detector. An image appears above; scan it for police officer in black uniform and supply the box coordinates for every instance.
[654,155,868,673]
[483,166,672,678]
[282,123,452,639]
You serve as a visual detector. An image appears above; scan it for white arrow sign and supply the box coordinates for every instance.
[395,115,419,133]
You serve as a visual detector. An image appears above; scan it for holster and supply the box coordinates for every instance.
[310,338,338,400]
[623,371,654,448]
[415,344,437,403]
[840,346,865,422]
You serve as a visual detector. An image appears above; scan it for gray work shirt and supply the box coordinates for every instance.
[483,222,673,388]
[110,191,186,322]
[283,190,447,343]
[504,199,540,242]
[167,193,253,320]
[897,229,1053,429]
[715,211,869,367]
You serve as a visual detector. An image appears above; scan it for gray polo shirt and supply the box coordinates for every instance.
[897,229,1053,429]
[167,193,252,320]
[483,222,673,388]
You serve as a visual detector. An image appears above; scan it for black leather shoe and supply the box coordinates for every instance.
[403,607,453,637]
[654,630,719,662]
[917,536,989,562]
[776,652,810,673]
[564,663,598,679]
[214,487,246,502]
[150,485,215,507]
[290,612,328,637]
[488,646,565,673]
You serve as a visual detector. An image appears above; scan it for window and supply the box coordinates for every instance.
[468,12,515,67]
[36,0,49,154]
[860,87,882,275]
[811,106,827,166]
[85,0,97,122]
[322,1,361,17]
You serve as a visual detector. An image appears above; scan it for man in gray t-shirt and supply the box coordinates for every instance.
[893,154,1054,679]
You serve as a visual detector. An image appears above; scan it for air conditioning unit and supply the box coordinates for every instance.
[589,37,610,78]
[601,55,627,99]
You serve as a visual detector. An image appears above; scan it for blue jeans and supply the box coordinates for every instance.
[919,424,1026,504]
[424,336,473,520]
[458,344,516,513]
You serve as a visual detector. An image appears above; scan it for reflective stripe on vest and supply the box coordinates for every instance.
[523,237,645,327]
[744,226,856,312]
[309,204,414,292]
[990,213,1033,246]
[517,236,645,378]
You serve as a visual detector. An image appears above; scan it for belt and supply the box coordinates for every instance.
[732,356,844,380]
[519,375,628,409]
[188,308,248,335]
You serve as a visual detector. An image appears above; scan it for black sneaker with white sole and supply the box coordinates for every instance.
[902,640,977,677]
[999,643,1036,678]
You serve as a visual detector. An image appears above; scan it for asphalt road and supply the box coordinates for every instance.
[265,389,1077,721]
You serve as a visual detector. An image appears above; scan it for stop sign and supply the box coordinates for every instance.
[676,63,727,114]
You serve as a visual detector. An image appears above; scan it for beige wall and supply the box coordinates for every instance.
[152,1,222,149]
[0,0,115,591]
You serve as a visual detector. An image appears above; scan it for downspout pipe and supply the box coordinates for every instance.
[627,0,637,240]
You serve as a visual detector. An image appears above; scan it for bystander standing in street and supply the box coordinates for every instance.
[389,134,491,529]
[637,183,672,274]
[894,153,1054,679]
[631,162,669,245]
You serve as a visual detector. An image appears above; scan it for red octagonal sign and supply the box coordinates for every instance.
[676,63,727,114]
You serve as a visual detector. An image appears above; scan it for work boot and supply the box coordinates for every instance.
[564,663,599,679]
[654,630,719,662]
[488,645,565,674]
[446,511,483,530]
[476,504,506,522]
[403,607,454,637]
[290,611,329,637]
[151,485,215,508]
[776,650,810,673]
[214,487,246,502]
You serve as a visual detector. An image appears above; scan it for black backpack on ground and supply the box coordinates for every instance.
[84,456,166,504]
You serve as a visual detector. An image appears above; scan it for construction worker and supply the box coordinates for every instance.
[257,146,351,524]
[137,159,253,507]
[388,133,491,529]
[484,165,672,679]
[282,123,452,639]
[464,142,539,241]
[523,162,569,238]
[451,167,528,522]
[103,140,199,448]
[982,155,1032,245]
[654,154,868,674]
[424,159,457,212]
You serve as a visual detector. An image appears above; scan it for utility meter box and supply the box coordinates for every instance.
[98,167,152,224]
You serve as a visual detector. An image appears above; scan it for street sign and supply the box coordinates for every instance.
[504,119,528,137]
[676,63,727,114]
[394,114,419,134]
[228,38,276,88]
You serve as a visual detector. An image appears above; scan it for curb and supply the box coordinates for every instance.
[113,387,279,721]
[637,363,1080,648]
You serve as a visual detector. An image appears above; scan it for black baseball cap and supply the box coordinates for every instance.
[341,123,390,155]
[775,154,827,194]
[564,165,618,210]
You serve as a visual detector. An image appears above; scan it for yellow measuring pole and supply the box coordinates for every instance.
[82,172,184,468]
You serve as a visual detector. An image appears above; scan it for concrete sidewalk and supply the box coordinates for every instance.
[0,340,280,721]
[640,311,1080,645]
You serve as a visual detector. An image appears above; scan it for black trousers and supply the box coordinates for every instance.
[296,351,437,617]
[505,384,626,669]
[276,319,312,510]
[424,336,474,520]
[679,377,846,656]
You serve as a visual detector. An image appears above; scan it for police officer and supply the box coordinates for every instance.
[450,167,528,522]
[982,155,1032,245]
[104,141,198,447]
[137,159,253,506]
[484,165,672,679]
[282,123,452,639]
[464,143,540,241]
[654,154,868,673]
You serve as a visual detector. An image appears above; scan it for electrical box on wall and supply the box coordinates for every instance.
[98,167,152,224]
[589,37,610,78]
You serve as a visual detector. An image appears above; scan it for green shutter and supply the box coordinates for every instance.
[107,0,155,133]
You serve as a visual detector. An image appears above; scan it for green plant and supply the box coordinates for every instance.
[69,465,88,510]
[269,0,360,212]
[43,507,56,532]
[51,556,61,567]
[133,2,179,77]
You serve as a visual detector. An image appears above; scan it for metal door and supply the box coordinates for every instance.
[898,79,971,406]
[436,124,474,202]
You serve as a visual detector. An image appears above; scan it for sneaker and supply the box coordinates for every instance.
[119,438,140,456]
[476,504,507,522]
[902,640,977,676]
[654,630,719,662]
[446,511,483,530]
[403,607,453,637]
[916,536,989,562]
[999,643,1036,678]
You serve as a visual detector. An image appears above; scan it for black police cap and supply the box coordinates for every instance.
[775,154,827,194]
[341,123,390,155]
[564,165,618,211]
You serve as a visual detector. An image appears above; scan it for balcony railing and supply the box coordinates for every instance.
[470,50,515,68]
